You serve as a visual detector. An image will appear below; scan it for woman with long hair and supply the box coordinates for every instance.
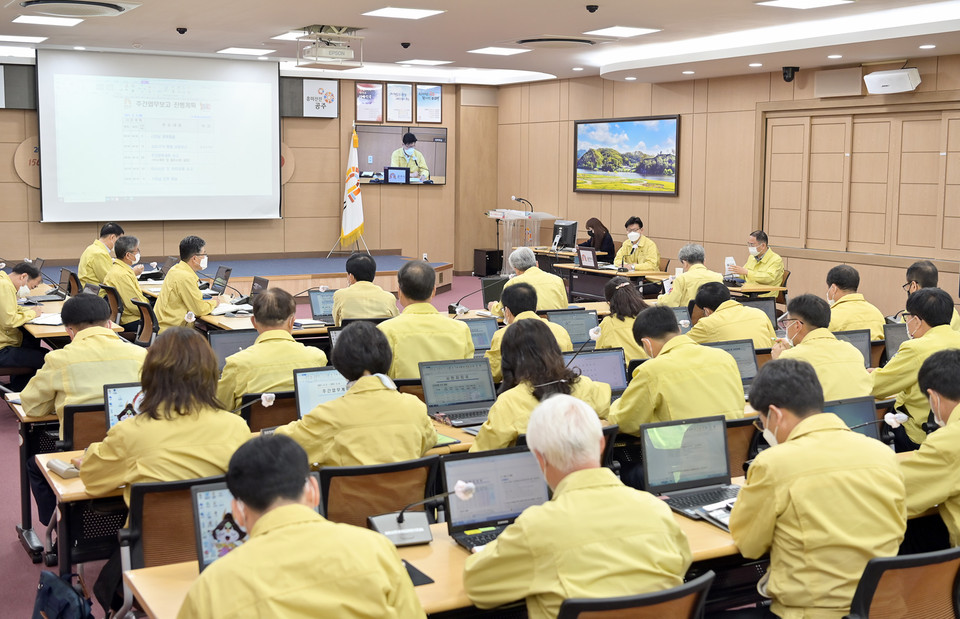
[578,217,616,255]
[596,276,649,361]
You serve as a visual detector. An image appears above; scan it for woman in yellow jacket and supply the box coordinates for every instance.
[471,320,611,452]
[595,276,649,362]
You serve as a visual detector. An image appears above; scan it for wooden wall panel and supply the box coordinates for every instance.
[0,183,28,222]
[379,185,419,257]
[455,104,499,269]
[706,74,770,113]
[498,85,523,125]
[651,81,695,116]
[0,111,26,142]
[528,82,561,122]
[612,81,653,118]
[703,111,756,244]
[163,221,226,257]
[567,77,604,120]
[528,122,561,212]
[2,222,30,260]
[225,219,285,255]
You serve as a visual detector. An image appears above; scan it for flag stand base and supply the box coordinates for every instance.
[326,234,371,258]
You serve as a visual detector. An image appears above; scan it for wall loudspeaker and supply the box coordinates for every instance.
[814,67,864,98]
[863,68,921,95]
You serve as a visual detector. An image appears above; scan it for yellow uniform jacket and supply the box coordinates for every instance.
[491,266,568,317]
[102,260,150,326]
[613,237,661,271]
[686,299,776,349]
[657,264,724,307]
[378,303,474,379]
[484,311,572,382]
[827,293,885,340]
[778,328,873,402]
[155,261,218,332]
[78,239,112,288]
[332,281,398,326]
[0,271,37,350]
[595,314,648,362]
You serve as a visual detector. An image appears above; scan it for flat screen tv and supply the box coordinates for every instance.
[573,115,679,195]
[355,125,447,185]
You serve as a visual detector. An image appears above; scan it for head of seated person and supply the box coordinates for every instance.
[905,287,954,339]
[526,394,603,490]
[251,288,296,334]
[604,276,647,320]
[500,282,537,323]
[508,247,537,275]
[346,254,378,285]
[330,321,392,381]
[114,235,140,268]
[142,327,222,418]
[99,222,125,250]
[919,349,960,428]
[747,229,770,258]
[633,306,681,358]
[825,264,860,303]
[179,235,208,273]
[782,294,830,346]
[61,294,111,340]
[10,261,42,294]
[694,281,731,315]
[677,243,706,272]
[500,319,576,400]
[749,358,824,446]
[396,260,436,305]
[226,434,318,533]
[905,259,941,297]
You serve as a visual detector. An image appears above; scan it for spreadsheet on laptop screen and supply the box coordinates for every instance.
[443,450,548,527]
[562,350,627,391]
[422,361,496,407]
[465,318,499,350]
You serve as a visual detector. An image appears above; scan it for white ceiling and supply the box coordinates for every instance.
[3,0,960,84]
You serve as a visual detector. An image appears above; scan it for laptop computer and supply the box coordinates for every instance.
[834,329,871,368]
[442,447,550,551]
[883,323,908,362]
[562,348,628,399]
[24,268,70,303]
[208,329,259,372]
[209,266,232,296]
[738,297,778,330]
[703,339,758,396]
[480,276,509,308]
[670,306,693,334]
[545,309,599,350]
[103,382,142,428]
[640,415,739,519]
[824,396,881,441]
[293,366,350,418]
[308,289,336,324]
[139,256,178,281]
[250,276,269,297]
[463,317,499,358]
[326,326,343,351]
[420,358,497,427]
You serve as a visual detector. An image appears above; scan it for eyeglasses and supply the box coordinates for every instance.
[902,282,914,293]
[777,318,800,330]
[901,312,914,320]
[752,417,765,433]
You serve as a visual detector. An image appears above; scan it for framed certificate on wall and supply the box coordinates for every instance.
[386,83,413,123]
[416,84,442,123]
[355,82,384,122]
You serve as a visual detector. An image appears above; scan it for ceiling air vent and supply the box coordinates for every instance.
[8,0,140,18]
[515,36,598,49]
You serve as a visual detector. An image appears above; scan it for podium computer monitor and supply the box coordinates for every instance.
[552,221,578,251]
[481,276,509,307]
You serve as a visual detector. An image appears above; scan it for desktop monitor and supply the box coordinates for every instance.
[250,276,269,297]
[210,266,232,295]
[834,329,871,368]
[552,220,578,251]
[208,329,259,372]
[480,276,509,308]
[739,297,778,330]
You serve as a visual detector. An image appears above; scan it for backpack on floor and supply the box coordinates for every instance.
[32,571,94,619]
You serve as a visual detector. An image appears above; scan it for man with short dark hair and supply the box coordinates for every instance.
[612,216,660,271]
[488,247,567,317]
[331,254,398,326]
[772,294,871,401]
[872,287,960,450]
[378,261,473,379]
[389,131,429,181]
[0,262,46,389]
[730,359,906,619]
[155,235,222,332]
[216,289,327,410]
[177,434,426,619]
[904,260,960,331]
[729,230,784,298]
[826,265,885,340]
[103,235,150,332]
[656,243,723,307]
[79,222,129,287]
[484,283,572,382]
[21,294,146,525]
[687,282,775,348]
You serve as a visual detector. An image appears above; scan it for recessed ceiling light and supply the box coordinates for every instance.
[583,26,661,38]
[362,7,444,19]
[217,47,275,56]
[257,56,269,60]
[919,44,936,49]
[827,54,843,58]
[73,46,85,51]
[572,67,584,71]
[0,34,46,43]
[468,46,531,56]
[270,30,308,41]
[682,70,695,75]
[397,58,452,65]
[624,76,637,81]
[13,15,82,26]
[401,64,412,68]
[0,45,35,57]
[756,0,853,8]
[749,63,763,67]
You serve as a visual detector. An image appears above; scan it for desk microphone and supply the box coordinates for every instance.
[846,412,908,431]
[449,288,482,315]
[564,331,599,370]
[230,393,276,415]
[368,481,476,546]
[511,195,533,213]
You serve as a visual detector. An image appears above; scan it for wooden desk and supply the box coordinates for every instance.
[553,263,668,301]
[456,300,612,322]
[427,421,474,455]
[532,247,607,274]
[728,285,787,299]
[21,299,123,340]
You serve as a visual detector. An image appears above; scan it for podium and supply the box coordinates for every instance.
[486,209,557,275]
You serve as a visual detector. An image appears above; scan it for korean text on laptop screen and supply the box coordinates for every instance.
[192,482,246,572]
[208,329,258,373]
[824,397,880,440]
[442,449,550,529]
[834,329,871,368]
[294,367,350,417]
[465,318,499,351]
[103,382,141,428]
[642,416,730,493]
[562,349,627,392]
[704,339,758,384]
[670,306,692,334]
[884,323,908,360]
[308,290,336,320]
[210,266,232,295]
[546,310,599,345]
[421,359,496,408]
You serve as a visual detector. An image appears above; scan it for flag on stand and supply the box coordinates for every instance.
[340,129,364,246]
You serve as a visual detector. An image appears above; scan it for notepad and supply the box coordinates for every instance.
[29,313,63,326]
[435,433,461,447]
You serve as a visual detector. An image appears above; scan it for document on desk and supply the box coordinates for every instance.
[29,313,63,326]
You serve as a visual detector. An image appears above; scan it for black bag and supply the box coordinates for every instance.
[32,571,94,619]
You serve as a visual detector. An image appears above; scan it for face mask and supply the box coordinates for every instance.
[132,253,141,265]
[748,246,759,257]
[404,147,414,156]
[932,394,946,428]
[199,256,208,270]
[906,316,919,340]
[783,321,798,347]
[641,338,653,359]
[627,231,641,243]
[587,229,595,237]
[17,284,30,298]
[762,410,780,447]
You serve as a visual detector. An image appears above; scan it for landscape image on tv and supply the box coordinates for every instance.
[574,115,679,195]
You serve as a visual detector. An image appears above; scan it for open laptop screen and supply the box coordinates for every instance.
[824,396,880,440]
[464,318,499,351]
[545,310,599,345]
[670,306,692,334]
[103,382,141,428]
[883,323,908,361]
[480,276,509,308]
[834,329,871,368]
[210,266,232,295]
[160,256,178,275]
[293,367,350,417]
[58,268,71,295]
[562,348,628,393]
[250,276,268,297]
[308,290,336,321]
[641,415,730,494]
[703,339,758,384]
[739,297,778,330]
[208,329,258,372]
[420,359,496,408]
[192,482,246,572]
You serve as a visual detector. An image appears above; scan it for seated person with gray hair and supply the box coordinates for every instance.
[656,243,723,307]
[464,394,692,619]
[488,247,567,317]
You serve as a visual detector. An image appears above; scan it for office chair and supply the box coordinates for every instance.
[66,270,81,297]
[131,300,159,347]
[659,257,671,272]
[845,546,960,619]
[239,391,297,431]
[776,269,790,308]
[725,416,758,477]
[99,284,125,326]
[557,570,715,618]
[56,403,107,452]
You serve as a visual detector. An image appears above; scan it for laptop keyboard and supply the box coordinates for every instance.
[437,408,489,426]
[454,530,502,550]
[665,486,739,511]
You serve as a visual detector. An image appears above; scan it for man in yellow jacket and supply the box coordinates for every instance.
[729,230,784,298]
[379,260,473,379]
[331,254,398,326]
[0,262,46,389]
[21,294,146,525]
[155,235,222,332]
[464,395,691,619]
[687,282,776,349]
[656,243,723,307]
[389,131,430,181]
[612,216,660,271]
[79,222,131,288]
[730,359,906,619]
[485,283,572,382]
[102,235,150,332]
[826,265,886,340]
[488,247,567,317]
[772,294,872,401]
[872,287,960,451]
[216,289,328,411]
[177,434,426,619]
[903,260,960,331]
